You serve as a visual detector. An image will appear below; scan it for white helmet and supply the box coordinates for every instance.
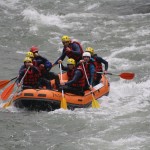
[82,52,91,58]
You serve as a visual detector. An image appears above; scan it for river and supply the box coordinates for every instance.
[0,0,150,149]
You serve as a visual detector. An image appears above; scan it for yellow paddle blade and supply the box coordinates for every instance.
[91,94,100,108]
[2,100,12,108]
[92,99,100,108]
[60,97,67,110]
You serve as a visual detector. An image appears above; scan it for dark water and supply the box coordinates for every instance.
[0,0,150,149]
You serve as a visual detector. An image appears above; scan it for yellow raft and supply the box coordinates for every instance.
[12,73,110,111]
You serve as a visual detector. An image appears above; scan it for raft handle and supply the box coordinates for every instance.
[24,93,34,96]
[78,99,82,102]
[38,94,46,97]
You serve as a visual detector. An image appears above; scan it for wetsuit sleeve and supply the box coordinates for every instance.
[54,49,66,65]
[61,64,68,71]
[18,65,25,74]
[65,70,82,86]
[96,56,108,71]
[70,43,81,56]
[17,68,26,83]
[44,60,52,71]
[89,64,95,85]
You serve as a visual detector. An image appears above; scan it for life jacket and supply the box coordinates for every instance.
[67,66,85,87]
[93,54,103,79]
[83,60,95,78]
[32,60,42,77]
[93,54,103,72]
[83,63,91,78]
[23,68,40,86]
[67,69,74,81]
[65,41,83,62]
[33,59,38,67]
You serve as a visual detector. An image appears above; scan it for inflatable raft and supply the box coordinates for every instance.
[12,73,110,111]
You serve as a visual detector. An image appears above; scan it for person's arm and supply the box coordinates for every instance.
[96,56,108,71]
[53,49,66,65]
[16,68,26,84]
[37,56,52,71]
[18,65,25,74]
[44,60,52,71]
[89,64,95,85]
[65,70,82,86]
[61,64,68,71]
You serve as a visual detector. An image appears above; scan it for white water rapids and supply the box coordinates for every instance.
[0,0,150,149]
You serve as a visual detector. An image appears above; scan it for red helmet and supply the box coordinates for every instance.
[30,46,38,53]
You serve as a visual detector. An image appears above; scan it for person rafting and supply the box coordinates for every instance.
[85,47,108,85]
[58,58,86,96]
[30,46,60,89]
[79,52,95,90]
[53,35,83,67]
[17,57,41,89]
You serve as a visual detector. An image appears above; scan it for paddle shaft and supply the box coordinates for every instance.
[3,67,30,108]
[82,63,90,86]
[96,72,135,80]
[10,76,18,82]
[97,72,117,76]
[82,63,100,108]
[59,63,64,97]
[59,63,67,109]
[14,66,30,94]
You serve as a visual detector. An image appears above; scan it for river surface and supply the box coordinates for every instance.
[0,0,150,150]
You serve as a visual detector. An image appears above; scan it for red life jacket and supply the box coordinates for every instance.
[93,56,103,79]
[32,60,42,77]
[83,61,95,78]
[65,41,83,62]
[83,63,90,78]
[67,69,74,81]
[93,56,103,72]
[32,59,37,67]
[67,66,85,87]
[23,68,40,86]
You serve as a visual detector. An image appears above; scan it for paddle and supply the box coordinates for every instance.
[59,63,67,110]
[1,82,16,100]
[0,77,17,90]
[2,67,30,108]
[82,63,100,108]
[97,72,135,80]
